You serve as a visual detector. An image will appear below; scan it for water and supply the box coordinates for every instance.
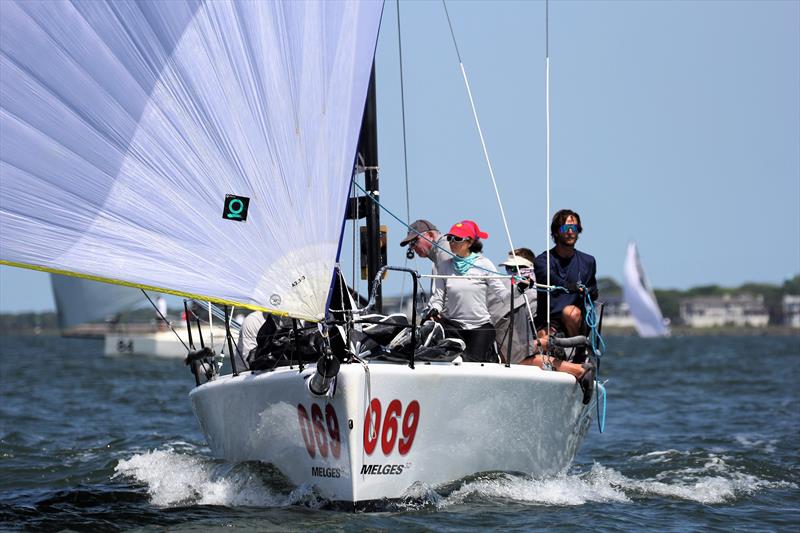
[1,334,798,531]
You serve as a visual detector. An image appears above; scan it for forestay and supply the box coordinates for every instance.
[0,0,383,321]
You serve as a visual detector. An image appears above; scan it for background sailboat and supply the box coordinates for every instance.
[51,274,227,357]
[50,274,144,337]
[623,242,670,337]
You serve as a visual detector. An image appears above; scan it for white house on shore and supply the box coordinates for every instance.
[599,296,636,328]
[783,295,800,328]
[679,294,769,328]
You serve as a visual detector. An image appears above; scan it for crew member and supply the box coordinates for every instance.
[399,219,451,294]
[527,209,598,403]
[427,220,508,362]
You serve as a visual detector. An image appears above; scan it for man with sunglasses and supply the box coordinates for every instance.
[533,209,598,362]
[399,219,451,293]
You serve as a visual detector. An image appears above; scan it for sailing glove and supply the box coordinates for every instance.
[423,308,440,322]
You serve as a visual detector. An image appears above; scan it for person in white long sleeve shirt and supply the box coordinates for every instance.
[427,220,509,362]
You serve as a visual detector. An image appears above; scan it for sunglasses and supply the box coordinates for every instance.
[504,265,533,275]
[559,224,579,234]
[407,236,420,247]
[446,235,469,242]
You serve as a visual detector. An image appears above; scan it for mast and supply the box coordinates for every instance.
[357,62,383,312]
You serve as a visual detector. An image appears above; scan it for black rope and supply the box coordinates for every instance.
[141,289,189,351]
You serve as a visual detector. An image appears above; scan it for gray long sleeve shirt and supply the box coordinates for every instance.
[428,255,510,329]
[425,234,451,294]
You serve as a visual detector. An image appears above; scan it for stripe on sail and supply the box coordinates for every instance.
[4,261,289,318]
[0,1,383,321]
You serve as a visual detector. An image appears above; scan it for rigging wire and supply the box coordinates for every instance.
[396,0,413,312]
[141,289,189,352]
[351,181,565,295]
[440,0,537,330]
[351,173,358,296]
[546,0,552,340]
[187,299,242,330]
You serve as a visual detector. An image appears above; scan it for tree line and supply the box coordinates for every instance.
[599,275,800,325]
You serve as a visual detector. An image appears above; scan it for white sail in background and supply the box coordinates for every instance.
[50,275,144,330]
[0,0,383,321]
[623,242,669,337]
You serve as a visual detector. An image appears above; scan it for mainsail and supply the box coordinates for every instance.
[622,242,669,337]
[0,0,383,321]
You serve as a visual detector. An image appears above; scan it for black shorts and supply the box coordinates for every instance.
[443,322,497,363]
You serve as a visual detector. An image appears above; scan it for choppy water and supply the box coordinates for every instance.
[1,334,798,531]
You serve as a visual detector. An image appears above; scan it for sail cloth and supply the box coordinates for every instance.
[0,0,383,321]
[623,242,670,337]
[50,275,144,330]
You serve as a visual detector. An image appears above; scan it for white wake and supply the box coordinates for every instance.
[114,448,319,508]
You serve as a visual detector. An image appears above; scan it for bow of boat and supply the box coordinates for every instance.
[189,361,594,505]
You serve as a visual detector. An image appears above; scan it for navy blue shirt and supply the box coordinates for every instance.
[533,247,598,330]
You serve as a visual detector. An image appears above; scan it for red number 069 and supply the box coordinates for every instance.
[363,398,420,456]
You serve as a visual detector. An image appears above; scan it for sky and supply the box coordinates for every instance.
[1,0,798,313]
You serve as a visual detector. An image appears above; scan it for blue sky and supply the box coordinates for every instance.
[2,0,798,313]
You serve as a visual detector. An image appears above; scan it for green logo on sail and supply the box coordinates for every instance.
[223,194,249,222]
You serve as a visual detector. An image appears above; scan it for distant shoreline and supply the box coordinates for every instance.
[601,325,800,337]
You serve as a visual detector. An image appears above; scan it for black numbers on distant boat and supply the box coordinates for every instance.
[117,339,133,354]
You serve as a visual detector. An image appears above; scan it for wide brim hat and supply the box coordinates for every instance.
[447,220,488,240]
[499,254,534,269]
[400,219,438,246]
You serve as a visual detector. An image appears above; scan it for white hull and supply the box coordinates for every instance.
[190,361,594,507]
[105,327,228,358]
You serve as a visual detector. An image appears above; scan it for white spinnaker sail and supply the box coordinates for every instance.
[50,274,144,330]
[0,0,382,321]
[622,242,669,337]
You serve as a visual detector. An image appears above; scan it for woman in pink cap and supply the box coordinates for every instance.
[426,220,509,362]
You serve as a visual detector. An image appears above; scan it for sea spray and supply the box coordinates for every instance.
[114,449,287,507]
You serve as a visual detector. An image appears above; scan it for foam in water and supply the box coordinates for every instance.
[114,449,308,507]
[115,448,795,509]
[734,434,778,454]
[625,449,796,504]
[432,457,796,508]
[435,468,630,508]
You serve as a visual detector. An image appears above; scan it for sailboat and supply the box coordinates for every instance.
[51,273,144,338]
[623,242,670,337]
[51,274,227,357]
[1,1,598,508]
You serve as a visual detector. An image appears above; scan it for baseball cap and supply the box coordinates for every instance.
[446,220,489,240]
[400,219,437,246]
